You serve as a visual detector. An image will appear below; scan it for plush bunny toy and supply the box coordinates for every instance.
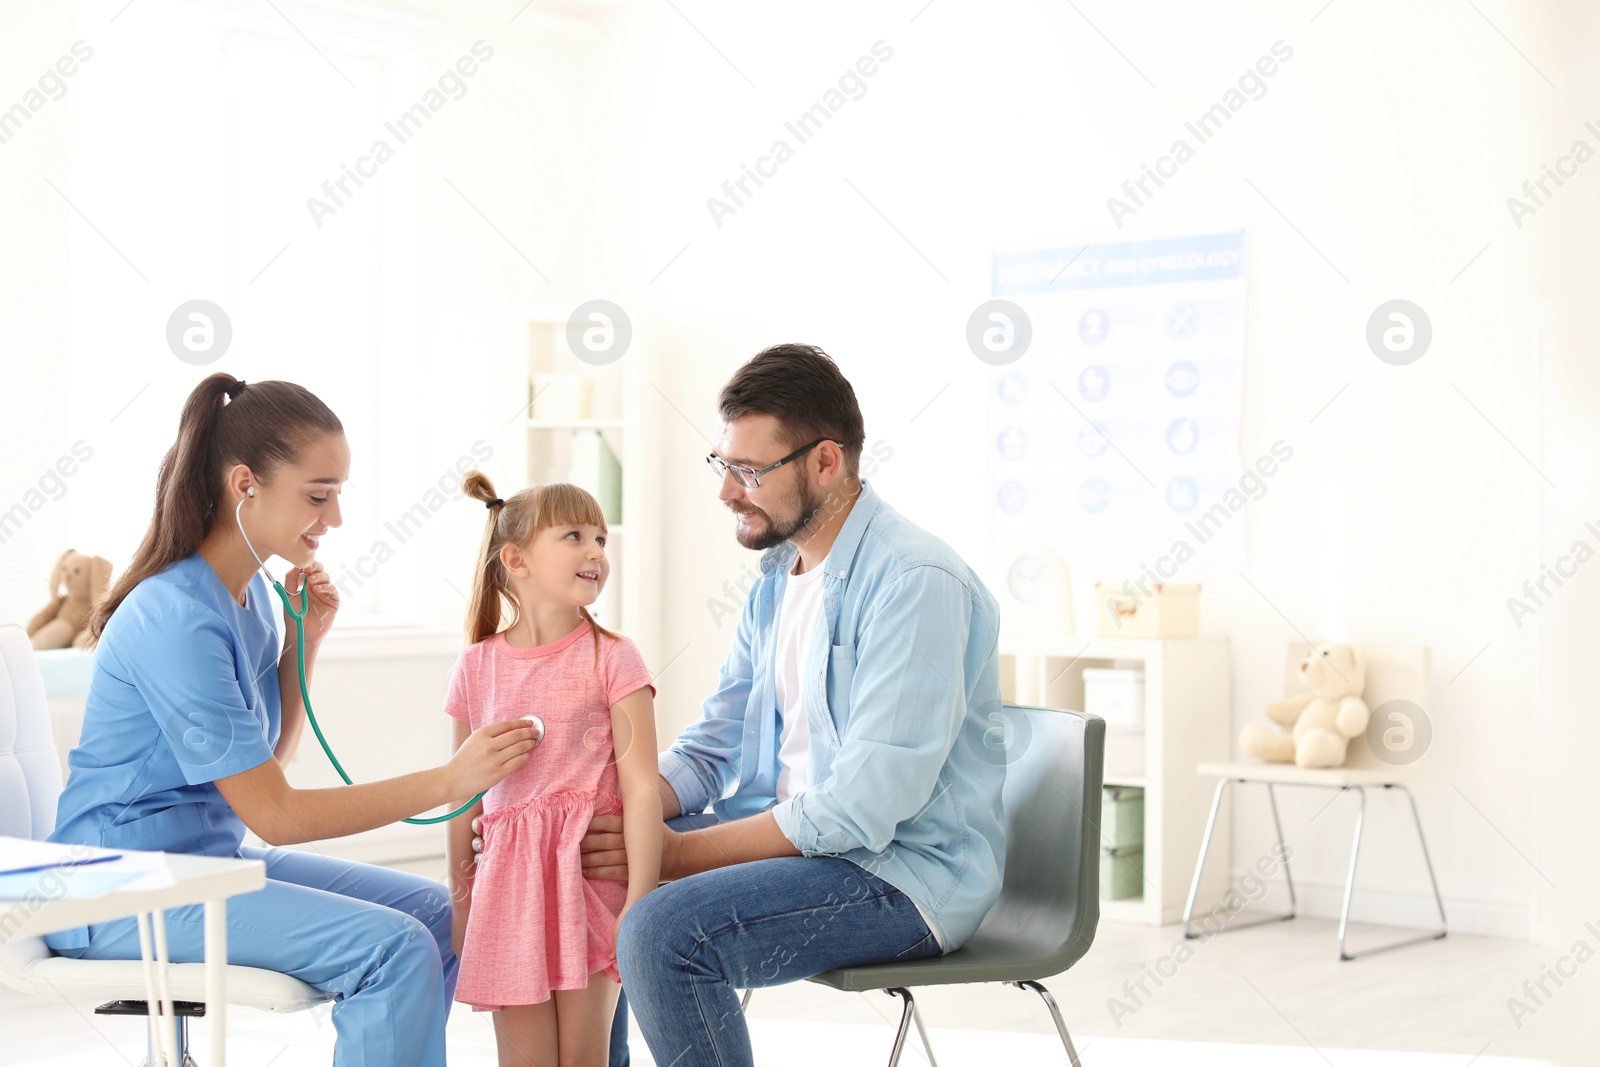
[25,549,113,651]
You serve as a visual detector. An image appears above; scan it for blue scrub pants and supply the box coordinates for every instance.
[50,844,458,1067]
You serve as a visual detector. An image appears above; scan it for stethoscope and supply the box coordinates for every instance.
[235,491,541,824]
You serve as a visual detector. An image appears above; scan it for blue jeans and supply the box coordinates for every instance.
[606,811,940,1067]
[47,845,457,1067]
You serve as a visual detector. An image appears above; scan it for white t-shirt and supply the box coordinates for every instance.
[773,558,827,803]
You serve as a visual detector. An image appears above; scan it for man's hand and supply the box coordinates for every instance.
[579,813,628,881]
[472,811,679,880]
[580,813,684,882]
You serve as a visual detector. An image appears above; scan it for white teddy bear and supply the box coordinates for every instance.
[1240,643,1370,769]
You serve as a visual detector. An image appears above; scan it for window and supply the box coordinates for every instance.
[66,3,428,626]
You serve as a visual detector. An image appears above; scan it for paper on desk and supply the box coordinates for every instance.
[0,836,177,894]
[0,869,141,899]
[0,837,100,872]
[107,851,177,891]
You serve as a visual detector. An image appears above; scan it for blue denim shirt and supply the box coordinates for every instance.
[659,481,1007,952]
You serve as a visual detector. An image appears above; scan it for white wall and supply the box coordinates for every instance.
[1523,6,1600,1058]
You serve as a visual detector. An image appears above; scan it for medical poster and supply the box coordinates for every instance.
[982,231,1248,587]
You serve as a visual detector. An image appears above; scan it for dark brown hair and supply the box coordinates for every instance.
[460,470,619,666]
[718,344,866,473]
[88,373,343,644]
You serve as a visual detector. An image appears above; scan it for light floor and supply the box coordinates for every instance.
[4,856,1589,1065]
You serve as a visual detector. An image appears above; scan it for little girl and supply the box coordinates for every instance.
[444,471,662,1067]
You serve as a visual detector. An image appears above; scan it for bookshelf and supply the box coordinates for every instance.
[509,308,659,651]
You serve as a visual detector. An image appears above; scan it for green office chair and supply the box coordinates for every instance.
[744,704,1105,1066]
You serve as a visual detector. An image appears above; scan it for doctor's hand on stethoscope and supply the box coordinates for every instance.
[281,561,340,647]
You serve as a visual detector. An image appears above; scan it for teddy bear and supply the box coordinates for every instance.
[1240,643,1370,769]
[25,549,113,651]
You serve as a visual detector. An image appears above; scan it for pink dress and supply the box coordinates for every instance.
[444,621,655,1010]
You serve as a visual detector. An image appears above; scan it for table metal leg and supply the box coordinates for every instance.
[135,912,176,1067]
[206,897,228,1066]
[134,912,158,1064]
[151,910,181,1065]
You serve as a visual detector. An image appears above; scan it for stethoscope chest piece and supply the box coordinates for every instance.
[522,715,545,747]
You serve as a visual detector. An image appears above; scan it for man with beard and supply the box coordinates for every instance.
[476,344,1007,1067]
[601,343,1011,1067]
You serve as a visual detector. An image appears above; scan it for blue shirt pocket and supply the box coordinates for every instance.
[824,642,856,742]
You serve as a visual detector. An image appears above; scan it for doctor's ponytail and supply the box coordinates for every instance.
[90,373,342,644]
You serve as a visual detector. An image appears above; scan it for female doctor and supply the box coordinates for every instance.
[44,373,540,1066]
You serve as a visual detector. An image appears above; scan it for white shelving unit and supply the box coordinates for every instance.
[1004,638,1233,925]
[507,310,659,653]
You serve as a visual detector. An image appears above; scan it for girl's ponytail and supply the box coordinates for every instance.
[462,470,509,647]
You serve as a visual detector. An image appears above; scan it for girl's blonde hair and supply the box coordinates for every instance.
[461,470,620,664]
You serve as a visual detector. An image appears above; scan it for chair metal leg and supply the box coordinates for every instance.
[1335,785,1364,954]
[1399,784,1449,934]
[909,996,939,1067]
[1182,778,1228,935]
[882,988,917,1067]
[1266,783,1298,918]
[1183,779,1295,938]
[1009,980,1081,1066]
[740,988,752,1011]
[1337,785,1448,961]
[137,1014,196,1067]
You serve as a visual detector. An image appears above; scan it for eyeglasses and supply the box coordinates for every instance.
[706,438,833,489]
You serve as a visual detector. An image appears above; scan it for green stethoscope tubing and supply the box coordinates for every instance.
[236,494,481,824]
[270,578,483,825]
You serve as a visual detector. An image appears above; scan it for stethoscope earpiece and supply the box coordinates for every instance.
[235,496,304,601]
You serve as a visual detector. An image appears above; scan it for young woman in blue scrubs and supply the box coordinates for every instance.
[45,373,540,1067]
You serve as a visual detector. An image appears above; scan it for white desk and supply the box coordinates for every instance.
[0,837,265,1066]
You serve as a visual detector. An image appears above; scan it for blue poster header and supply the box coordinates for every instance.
[992,230,1246,294]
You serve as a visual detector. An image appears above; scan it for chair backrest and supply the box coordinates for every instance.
[1283,642,1432,772]
[972,704,1105,972]
[0,624,63,840]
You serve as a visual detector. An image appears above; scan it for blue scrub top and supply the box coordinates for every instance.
[46,554,282,948]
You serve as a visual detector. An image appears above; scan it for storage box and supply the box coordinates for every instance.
[1101,786,1145,849]
[1094,581,1200,638]
[1100,845,1145,900]
[569,430,622,524]
[1103,730,1146,780]
[1084,667,1144,730]
[531,373,593,420]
